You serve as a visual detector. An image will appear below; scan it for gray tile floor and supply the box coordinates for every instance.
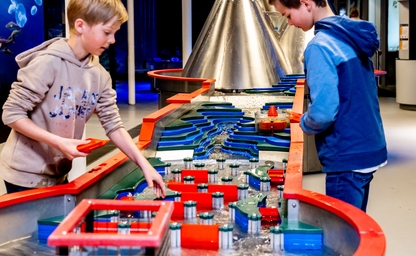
[0,82,414,255]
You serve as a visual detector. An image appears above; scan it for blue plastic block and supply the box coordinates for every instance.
[262,104,293,110]
[162,126,197,136]
[284,233,323,250]
[135,181,148,194]
[248,175,261,190]
[234,208,249,232]
[155,167,165,176]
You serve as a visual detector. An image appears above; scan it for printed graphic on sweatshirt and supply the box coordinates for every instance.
[49,86,99,120]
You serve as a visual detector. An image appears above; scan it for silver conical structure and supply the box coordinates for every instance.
[182,0,307,91]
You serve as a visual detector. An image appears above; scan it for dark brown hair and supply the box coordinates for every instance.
[349,7,359,18]
[268,0,327,8]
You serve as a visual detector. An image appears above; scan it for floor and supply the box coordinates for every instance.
[0,81,415,255]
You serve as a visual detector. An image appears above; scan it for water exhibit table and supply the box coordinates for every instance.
[0,72,385,256]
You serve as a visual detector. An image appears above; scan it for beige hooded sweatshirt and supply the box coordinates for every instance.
[1,38,123,188]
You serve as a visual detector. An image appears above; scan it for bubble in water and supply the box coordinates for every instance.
[31,6,37,15]
[15,4,27,28]
[34,0,42,5]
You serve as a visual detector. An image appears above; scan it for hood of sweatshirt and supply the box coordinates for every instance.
[15,37,100,69]
[314,16,379,58]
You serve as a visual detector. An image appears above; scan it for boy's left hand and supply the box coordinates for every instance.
[142,167,166,198]
[286,110,302,123]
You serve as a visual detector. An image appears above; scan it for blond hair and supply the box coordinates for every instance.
[67,0,128,32]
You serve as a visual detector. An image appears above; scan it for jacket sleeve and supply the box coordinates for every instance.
[95,74,124,136]
[300,44,340,135]
[2,55,55,125]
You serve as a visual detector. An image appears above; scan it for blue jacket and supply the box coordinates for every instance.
[300,16,387,172]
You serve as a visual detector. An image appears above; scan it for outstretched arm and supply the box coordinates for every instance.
[108,127,166,198]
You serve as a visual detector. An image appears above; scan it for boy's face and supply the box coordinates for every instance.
[273,0,314,32]
[81,16,121,56]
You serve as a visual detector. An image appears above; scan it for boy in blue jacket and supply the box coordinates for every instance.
[269,0,387,212]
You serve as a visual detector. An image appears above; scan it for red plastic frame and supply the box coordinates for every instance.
[48,199,173,247]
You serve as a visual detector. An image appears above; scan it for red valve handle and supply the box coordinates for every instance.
[77,138,110,153]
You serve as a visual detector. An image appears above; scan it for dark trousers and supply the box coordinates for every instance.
[4,181,34,194]
[4,178,68,194]
[326,171,375,212]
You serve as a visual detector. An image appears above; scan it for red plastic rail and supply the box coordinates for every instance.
[181,224,220,249]
[181,169,209,183]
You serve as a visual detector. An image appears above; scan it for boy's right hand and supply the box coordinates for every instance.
[77,138,110,153]
[57,138,89,160]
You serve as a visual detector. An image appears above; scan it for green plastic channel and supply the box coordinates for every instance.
[284,91,296,96]
[244,166,270,180]
[264,102,294,107]
[180,109,205,121]
[98,157,169,199]
[98,167,146,199]
[279,218,323,234]
[164,119,194,130]
[227,137,259,145]
[221,142,259,157]
[200,102,233,107]
[234,193,268,217]
[273,132,291,140]
[37,215,65,226]
[256,142,290,152]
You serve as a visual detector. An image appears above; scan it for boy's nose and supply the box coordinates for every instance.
[108,35,116,44]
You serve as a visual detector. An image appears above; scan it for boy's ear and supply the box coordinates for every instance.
[74,18,86,34]
[300,0,313,11]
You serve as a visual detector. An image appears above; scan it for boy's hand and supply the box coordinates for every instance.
[142,167,166,199]
[290,112,302,123]
[57,138,89,160]
[285,110,302,123]
[77,138,110,153]
[108,128,166,198]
